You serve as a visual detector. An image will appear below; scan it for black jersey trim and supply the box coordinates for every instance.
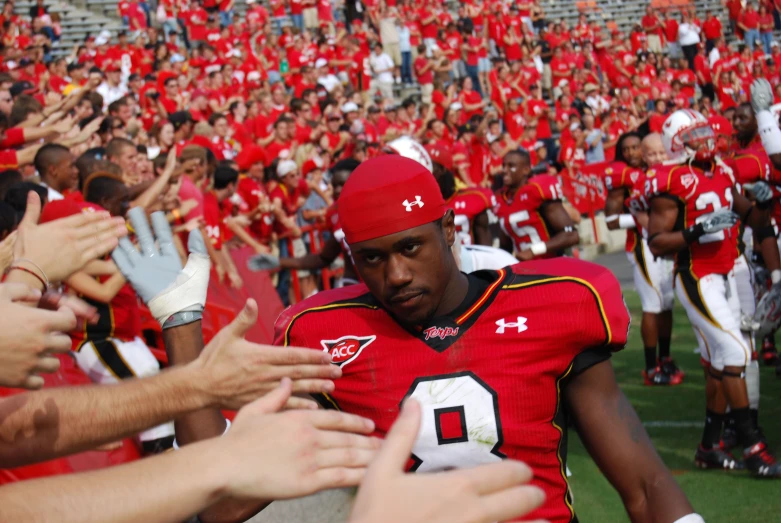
[281,294,378,347]
[553,362,577,522]
[502,276,613,346]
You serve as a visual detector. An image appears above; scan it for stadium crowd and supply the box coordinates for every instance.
[2,0,781,520]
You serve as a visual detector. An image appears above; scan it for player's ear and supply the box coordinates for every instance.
[441,209,456,248]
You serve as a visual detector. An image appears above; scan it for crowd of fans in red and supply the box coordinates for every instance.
[0,0,778,307]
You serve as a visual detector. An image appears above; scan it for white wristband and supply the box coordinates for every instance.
[772,269,781,284]
[757,110,781,156]
[530,242,547,256]
[173,419,231,450]
[672,514,705,523]
[618,214,636,229]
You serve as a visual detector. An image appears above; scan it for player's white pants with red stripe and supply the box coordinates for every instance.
[626,239,674,314]
[676,270,752,371]
[733,254,756,353]
[74,336,174,442]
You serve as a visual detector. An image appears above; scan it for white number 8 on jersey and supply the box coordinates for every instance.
[405,372,505,472]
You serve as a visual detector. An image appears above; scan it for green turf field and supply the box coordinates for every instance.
[568,291,781,523]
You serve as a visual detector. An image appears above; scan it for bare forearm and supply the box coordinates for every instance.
[546,230,580,252]
[162,324,267,523]
[0,437,227,523]
[0,365,207,468]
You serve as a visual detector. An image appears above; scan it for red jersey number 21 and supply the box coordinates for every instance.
[404,371,506,472]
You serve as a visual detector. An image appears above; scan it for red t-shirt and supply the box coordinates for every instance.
[203,191,226,250]
[741,10,759,29]
[702,18,722,39]
[414,56,433,85]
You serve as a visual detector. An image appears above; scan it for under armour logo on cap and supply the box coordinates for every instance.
[403,196,424,212]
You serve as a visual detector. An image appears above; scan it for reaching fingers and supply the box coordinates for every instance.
[310,467,366,491]
[238,378,293,417]
[44,332,75,353]
[21,375,45,390]
[41,307,78,334]
[49,294,99,324]
[264,345,334,366]
[369,398,421,472]
[111,244,134,277]
[226,299,258,340]
[151,211,178,258]
[126,208,158,257]
[187,228,208,256]
[269,364,342,381]
[117,237,142,264]
[289,378,336,394]
[449,460,534,496]
[474,485,546,523]
[31,355,62,374]
[315,448,378,469]
[18,191,43,229]
[316,431,383,450]
[283,396,320,410]
[309,410,375,434]
[0,283,42,303]
[66,210,115,239]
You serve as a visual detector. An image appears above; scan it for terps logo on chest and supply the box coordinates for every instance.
[422,326,459,341]
[320,335,376,368]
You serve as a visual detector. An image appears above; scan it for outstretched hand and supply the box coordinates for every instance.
[191,298,342,410]
[348,399,545,523]
[112,208,209,327]
[217,378,380,501]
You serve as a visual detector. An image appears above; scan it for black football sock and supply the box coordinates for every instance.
[701,410,724,450]
[659,337,671,360]
[141,435,175,455]
[751,408,759,428]
[644,347,657,371]
[725,410,736,431]
[732,407,761,449]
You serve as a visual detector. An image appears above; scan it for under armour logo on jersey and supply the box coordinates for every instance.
[403,196,424,211]
[454,201,466,210]
[495,316,528,334]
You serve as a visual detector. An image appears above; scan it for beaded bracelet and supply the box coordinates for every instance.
[4,265,48,292]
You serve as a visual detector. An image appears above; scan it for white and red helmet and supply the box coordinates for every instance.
[662,109,716,163]
[383,136,433,173]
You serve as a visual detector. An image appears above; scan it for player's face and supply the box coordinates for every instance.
[331,170,350,201]
[502,153,530,189]
[351,214,457,326]
[733,106,757,141]
[620,136,643,168]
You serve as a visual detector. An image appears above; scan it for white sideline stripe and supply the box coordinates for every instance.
[643,421,703,428]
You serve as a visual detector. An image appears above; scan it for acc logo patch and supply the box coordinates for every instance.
[320,335,376,368]
[681,173,696,190]
[646,169,656,178]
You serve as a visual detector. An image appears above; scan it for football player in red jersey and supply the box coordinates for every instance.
[494,149,579,261]
[269,156,700,523]
[647,109,781,476]
[424,142,493,246]
[247,159,362,287]
[605,132,680,386]
[729,103,780,367]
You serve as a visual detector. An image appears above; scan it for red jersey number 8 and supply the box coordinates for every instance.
[405,372,505,472]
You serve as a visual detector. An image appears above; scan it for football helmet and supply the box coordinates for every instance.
[383,136,434,173]
[661,109,716,163]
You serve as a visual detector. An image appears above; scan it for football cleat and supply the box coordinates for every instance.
[721,428,738,452]
[643,366,683,386]
[744,442,781,478]
[695,444,743,470]
[660,357,685,380]
[761,340,779,366]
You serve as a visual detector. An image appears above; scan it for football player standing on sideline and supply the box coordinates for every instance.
[647,109,781,476]
[494,149,579,261]
[607,132,681,385]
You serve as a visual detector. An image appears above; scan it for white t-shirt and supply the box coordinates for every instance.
[459,244,518,273]
[369,52,395,83]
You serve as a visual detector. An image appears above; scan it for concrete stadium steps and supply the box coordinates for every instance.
[14,0,124,57]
